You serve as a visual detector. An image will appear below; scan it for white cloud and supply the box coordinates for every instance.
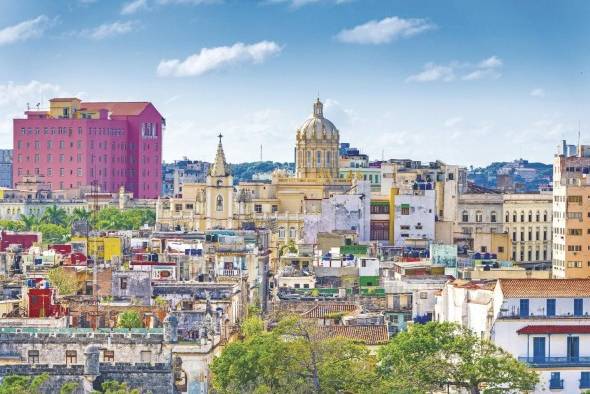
[478,56,503,69]
[0,81,70,147]
[406,63,455,83]
[407,56,503,83]
[81,20,139,40]
[121,0,148,14]
[462,68,501,81]
[530,88,546,98]
[265,0,352,8]
[0,15,54,46]
[336,16,435,45]
[156,0,222,4]
[157,41,282,77]
[444,116,463,127]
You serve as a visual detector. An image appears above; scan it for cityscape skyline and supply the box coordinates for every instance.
[1,0,590,167]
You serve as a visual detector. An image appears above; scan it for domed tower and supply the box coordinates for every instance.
[295,98,340,179]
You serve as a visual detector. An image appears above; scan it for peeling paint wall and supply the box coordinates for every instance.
[303,181,370,244]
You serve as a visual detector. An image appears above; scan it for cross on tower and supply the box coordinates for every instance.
[217,133,223,143]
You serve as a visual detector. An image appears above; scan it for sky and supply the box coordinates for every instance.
[1,0,590,167]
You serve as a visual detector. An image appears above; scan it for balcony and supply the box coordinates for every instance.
[219,269,241,277]
[519,356,590,368]
[549,379,564,390]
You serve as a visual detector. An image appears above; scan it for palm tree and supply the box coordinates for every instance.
[41,205,68,226]
[70,208,91,223]
[19,214,40,231]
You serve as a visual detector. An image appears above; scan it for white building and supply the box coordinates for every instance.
[393,189,435,247]
[435,278,590,393]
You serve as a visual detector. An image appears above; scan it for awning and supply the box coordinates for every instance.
[517,325,590,335]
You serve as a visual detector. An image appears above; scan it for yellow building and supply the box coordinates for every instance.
[156,99,352,260]
[71,236,122,263]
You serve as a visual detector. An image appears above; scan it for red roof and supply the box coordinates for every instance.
[81,102,151,116]
[517,325,590,335]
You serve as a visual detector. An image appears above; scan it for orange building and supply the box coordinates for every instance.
[552,141,590,278]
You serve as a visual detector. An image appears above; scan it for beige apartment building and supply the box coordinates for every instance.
[503,193,552,266]
[552,140,590,278]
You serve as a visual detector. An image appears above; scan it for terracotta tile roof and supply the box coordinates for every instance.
[517,325,590,335]
[301,303,359,319]
[499,279,590,298]
[316,325,389,345]
[80,101,151,116]
[451,279,496,290]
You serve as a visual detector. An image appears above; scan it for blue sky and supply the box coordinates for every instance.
[1,0,590,166]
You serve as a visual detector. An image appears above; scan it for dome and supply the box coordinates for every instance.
[297,99,339,139]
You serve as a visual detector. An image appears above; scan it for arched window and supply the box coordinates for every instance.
[520,211,525,222]
[535,211,540,222]
[461,210,469,222]
[316,150,322,167]
[216,195,223,211]
[505,212,509,222]
[491,211,497,223]
[543,211,548,222]
[512,211,517,222]
[289,227,296,239]
[326,151,331,167]
[278,227,285,238]
[475,211,483,223]
[528,211,532,222]
[306,151,312,168]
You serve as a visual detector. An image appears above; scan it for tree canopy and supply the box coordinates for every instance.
[0,373,48,394]
[377,321,539,394]
[211,315,377,394]
[47,267,81,296]
[117,310,143,329]
[212,319,539,394]
[0,207,156,244]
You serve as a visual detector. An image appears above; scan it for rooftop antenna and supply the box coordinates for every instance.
[35,103,40,110]
[26,102,30,111]
[578,121,581,156]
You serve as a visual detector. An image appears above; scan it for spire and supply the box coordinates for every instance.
[210,133,230,176]
[313,97,323,118]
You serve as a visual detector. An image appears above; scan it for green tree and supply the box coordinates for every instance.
[59,381,79,394]
[42,204,68,226]
[0,373,48,394]
[378,321,539,394]
[92,208,155,231]
[117,310,143,329]
[0,219,24,231]
[19,213,39,231]
[70,207,91,223]
[211,315,377,394]
[48,267,80,296]
[37,223,71,244]
[96,380,140,394]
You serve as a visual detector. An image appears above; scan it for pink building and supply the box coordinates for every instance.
[13,98,164,199]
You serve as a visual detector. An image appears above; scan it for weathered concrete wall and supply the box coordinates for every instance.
[0,363,174,394]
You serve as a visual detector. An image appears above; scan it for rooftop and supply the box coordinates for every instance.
[499,279,590,298]
[301,303,358,319]
[80,101,151,117]
[315,325,389,345]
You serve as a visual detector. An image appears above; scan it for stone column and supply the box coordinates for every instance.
[83,345,100,393]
